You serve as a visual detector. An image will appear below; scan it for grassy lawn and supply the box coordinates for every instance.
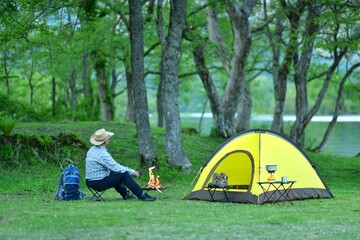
[0,122,359,239]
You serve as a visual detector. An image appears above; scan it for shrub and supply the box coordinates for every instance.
[0,93,38,121]
[0,113,20,137]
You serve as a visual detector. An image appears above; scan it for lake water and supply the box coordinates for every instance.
[180,114,360,158]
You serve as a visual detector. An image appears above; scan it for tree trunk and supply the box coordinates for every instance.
[82,52,94,119]
[235,80,252,132]
[2,49,11,96]
[156,75,164,128]
[270,1,305,134]
[271,18,299,133]
[129,0,157,168]
[125,62,135,122]
[199,99,208,134]
[156,0,192,172]
[70,68,77,120]
[285,1,357,146]
[94,56,113,121]
[269,12,285,133]
[110,68,117,109]
[290,5,320,146]
[207,7,230,74]
[312,62,360,153]
[193,42,229,138]
[27,55,35,107]
[223,0,257,134]
[51,76,56,117]
[47,39,56,117]
[156,6,165,129]
[78,0,96,119]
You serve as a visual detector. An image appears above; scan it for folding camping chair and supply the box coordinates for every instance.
[87,187,106,201]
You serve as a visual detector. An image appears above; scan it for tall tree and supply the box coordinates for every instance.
[289,1,320,146]
[204,5,232,137]
[85,0,118,121]
[129,0,157,168]
[204,1,257,135]
[125,61,136,122]
[192,40,229,138]
[312,62,360,152]
[223,0,257,133]
[264,0,305,133]
[70,68,77,120]
[94,53,114,121]
[81,52,94,119]
[207,6,230,74]
[107,1,136,123]
[46,38,57,118]
[290,1,360,146]
[156,0,192,171]
[25,49,36,107]
[78,0,96,120]
[1,46,13,96]
[184,16,229,137]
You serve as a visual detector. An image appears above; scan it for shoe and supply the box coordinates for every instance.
[140,192,156,202]
[123,191,135,200]
[123,194,135,200]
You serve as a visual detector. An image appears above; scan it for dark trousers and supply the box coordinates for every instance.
[86,172,143,198]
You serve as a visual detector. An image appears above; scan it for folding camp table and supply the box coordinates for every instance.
[257,181,296,205]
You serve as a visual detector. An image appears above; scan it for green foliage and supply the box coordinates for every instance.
[1,1,360,123]
[0,93,21,115]
[0,131,87,169]
[0,112,20,136]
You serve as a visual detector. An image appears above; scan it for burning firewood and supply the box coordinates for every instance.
[144,166,165,193]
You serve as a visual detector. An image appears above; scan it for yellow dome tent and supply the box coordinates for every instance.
[184,129,333,204]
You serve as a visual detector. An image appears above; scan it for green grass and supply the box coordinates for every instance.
[0,122,359,240]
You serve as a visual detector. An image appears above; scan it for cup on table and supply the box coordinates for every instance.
[281,176,287,183]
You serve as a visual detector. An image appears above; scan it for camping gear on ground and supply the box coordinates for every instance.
[54,164,86,200]
[208,172,228,188]
[184,129,333,204]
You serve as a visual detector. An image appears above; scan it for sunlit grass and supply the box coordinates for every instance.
[0,122,359,239]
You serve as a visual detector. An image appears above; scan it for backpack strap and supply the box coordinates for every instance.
[54,171,65,200]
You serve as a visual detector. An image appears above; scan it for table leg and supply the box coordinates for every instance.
[206,187,230,202]
[222,188,230,202]
[259,183,278,204]
[277,182,295,205]
[206,187,216,202]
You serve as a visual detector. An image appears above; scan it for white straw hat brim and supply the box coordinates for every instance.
[90,129,114,145]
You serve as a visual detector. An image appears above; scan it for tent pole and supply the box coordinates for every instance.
[257,130,262,204]
[182,167,203,199]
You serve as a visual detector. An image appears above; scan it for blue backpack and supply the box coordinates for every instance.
[54,165,85,200]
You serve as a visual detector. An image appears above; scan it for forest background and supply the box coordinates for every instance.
[1,0,359,171]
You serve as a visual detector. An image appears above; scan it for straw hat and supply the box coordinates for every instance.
[90,128,114,145]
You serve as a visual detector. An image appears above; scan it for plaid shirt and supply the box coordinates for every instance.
[86,146,136,180]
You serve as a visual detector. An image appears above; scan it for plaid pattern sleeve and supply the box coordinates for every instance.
[85,146,136,180]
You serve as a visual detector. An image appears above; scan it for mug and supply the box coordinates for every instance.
[281,176,287,183]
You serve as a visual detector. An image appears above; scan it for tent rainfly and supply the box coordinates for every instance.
[184,129,333,204]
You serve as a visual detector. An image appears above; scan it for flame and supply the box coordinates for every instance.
[145,166,163,190]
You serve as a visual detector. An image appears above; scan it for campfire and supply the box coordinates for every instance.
[144,166,164,192]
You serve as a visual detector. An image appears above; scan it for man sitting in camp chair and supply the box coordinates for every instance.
[85,128,156,202]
